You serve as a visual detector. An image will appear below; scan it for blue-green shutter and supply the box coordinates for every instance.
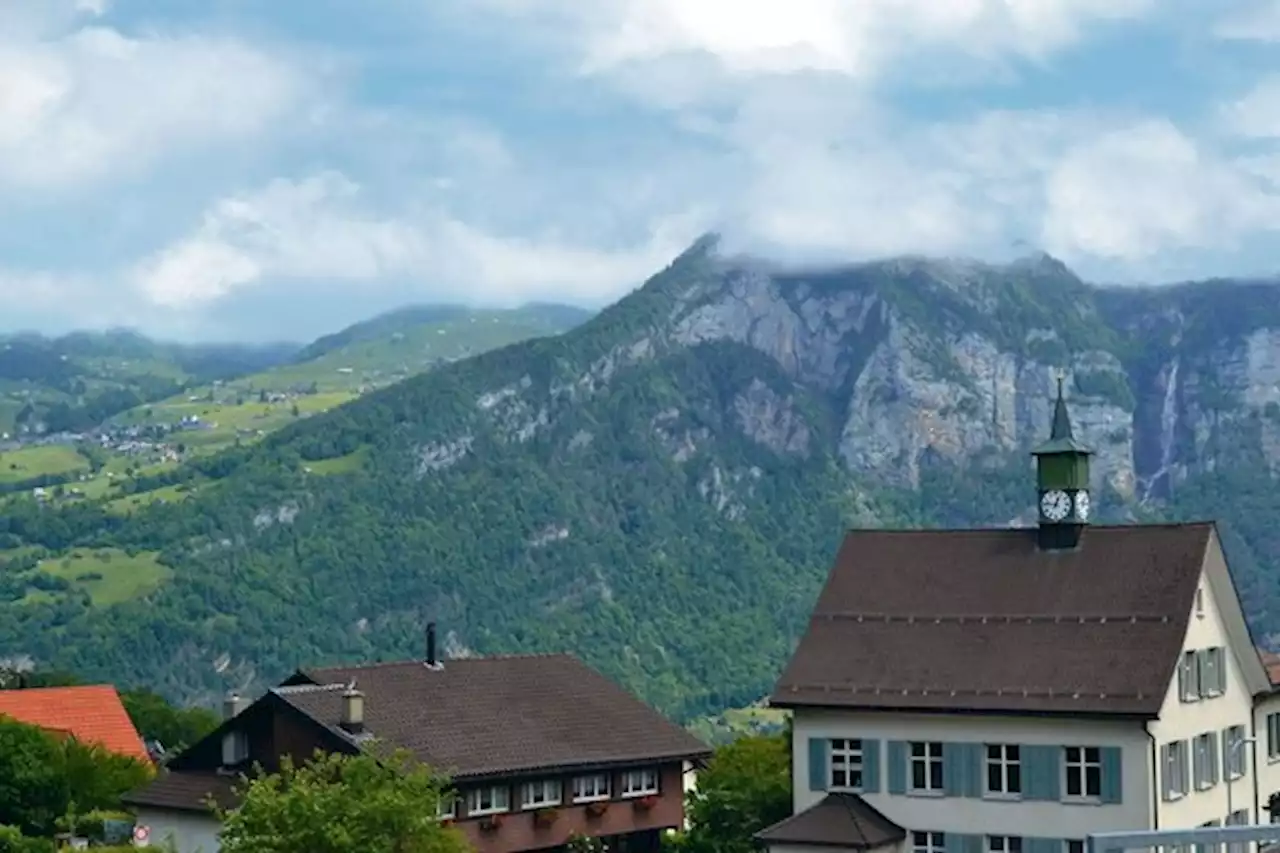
[947,834,983,853]
[862,739,881,792]
[1100,747,1122,803]
[808,738,827,792]
[1022,745,1062,801]
[965,744,983,796]
[943,742,979,797]
[887,741,907,794]
[1025,839,1059,853]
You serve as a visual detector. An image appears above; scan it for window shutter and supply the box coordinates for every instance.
[1100,747,1122,803]
[1180,742,1191,793]
[963,835,984,853]
[1159,744,1172,800]
[942,742,969,797]
[1178,657,1187,700]
[1026,839,1059,853]
[808,738,828,792]
[1208,736,1219,785]
[1022,745,1062,801]
[944,834,969,853]
[887,741,906,795]
[862,739,881,792]
[939,743,982,797]
[1196,651,1207,697]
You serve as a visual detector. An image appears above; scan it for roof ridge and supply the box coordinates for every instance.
[844,521,1216,534]
[305,652,575,673]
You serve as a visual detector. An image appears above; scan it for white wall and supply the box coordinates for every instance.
[1254,693,1280,822]
[1149,570,1258,829]
[792,708,1151,839]
[134,808,222,853]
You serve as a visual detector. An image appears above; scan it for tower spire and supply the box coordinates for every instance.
[1032,369,1092,550]
[1049,370,1073,441]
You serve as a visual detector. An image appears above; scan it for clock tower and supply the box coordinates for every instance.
[1031,373,1092,551]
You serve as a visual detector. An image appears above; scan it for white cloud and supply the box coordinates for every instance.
[1216,0,1280,41]
[1221,76,1280,139]
[0,17,306,190]
[1041,120,1280,261]
[474,0,1153,89]
[132,172,706,310]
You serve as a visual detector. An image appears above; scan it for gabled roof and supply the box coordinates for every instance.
[279,653,711,779]
[0,685,150,762]
[755,793,905,849]
[771,523,1218,717]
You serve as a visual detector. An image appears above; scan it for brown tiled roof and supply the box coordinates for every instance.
[122,770,240,813]
[771,523,1215,716]
[281,653,710,779]
[755,793,905,849]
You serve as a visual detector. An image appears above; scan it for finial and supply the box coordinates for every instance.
[1054,369,1066,399]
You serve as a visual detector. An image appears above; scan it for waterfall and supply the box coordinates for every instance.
[1144,358,1180,501]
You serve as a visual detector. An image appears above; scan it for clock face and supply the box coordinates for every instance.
[1040,489,1071,522]
[1074,491,1090,521]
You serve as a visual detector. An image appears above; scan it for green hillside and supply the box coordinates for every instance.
[2,240,1278,723]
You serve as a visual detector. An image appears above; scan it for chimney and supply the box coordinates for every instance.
[340,683,365,735]
[425,622,443,670]
[222,691,248,720]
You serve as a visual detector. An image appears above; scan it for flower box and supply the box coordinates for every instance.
[585,801,609,818]
[480,814,504,832]
[533,808,560,828]
[632,795,658,812]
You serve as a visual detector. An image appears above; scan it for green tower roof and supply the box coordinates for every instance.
[1031,374,1092,456]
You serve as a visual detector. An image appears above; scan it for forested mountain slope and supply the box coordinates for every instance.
[3,236,1280,720]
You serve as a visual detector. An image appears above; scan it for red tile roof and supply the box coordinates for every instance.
[0,685,150,762]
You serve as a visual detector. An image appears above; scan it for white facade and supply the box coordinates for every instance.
[779,535,1280,853]
[133,808,221,853]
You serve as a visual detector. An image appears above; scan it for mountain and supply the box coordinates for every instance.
[3,237,1280,721]
[0,329,298,436]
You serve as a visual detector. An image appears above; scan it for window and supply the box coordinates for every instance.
[830,739,864,791]
[1066,842,1085,853]
[221,729,248,765]
[1225,726,1247,780]
[1064,746,1102,800]
[1161,741,1189,800]
[466,786,510,816]
[1195,588,1204,617]
[985,745,1022,797]
[437,795,457,819]
[987,837,1022,853]
[910,742,944,794]
[1192,733,1219,790]
[572,774,610,803]
[1199,648,1226,697]
[1268,713,1280,761]
[913,832,945,853]
[521,779,561,809]
[621,769,659,798]
[1179,651,1200,701]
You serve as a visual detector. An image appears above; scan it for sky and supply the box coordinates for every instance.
[3,0,1280,341]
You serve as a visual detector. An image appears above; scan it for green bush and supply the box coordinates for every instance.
[0,825,54,853]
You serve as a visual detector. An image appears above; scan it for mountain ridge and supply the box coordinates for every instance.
[3,239,1280,720]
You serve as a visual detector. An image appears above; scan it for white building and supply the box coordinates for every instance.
[758,384,1280,853]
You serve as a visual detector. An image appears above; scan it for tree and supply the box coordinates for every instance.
[119,690,219,753]
[215,749,472,853]
[673,734,792,853]
[0,717,152,837]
